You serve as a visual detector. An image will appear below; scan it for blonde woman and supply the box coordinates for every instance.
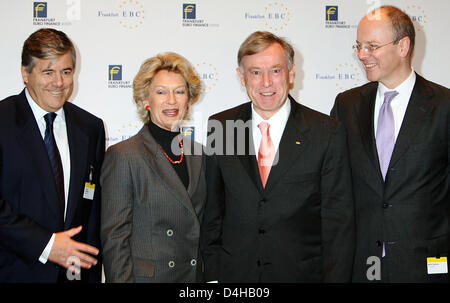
[101,52,205,282]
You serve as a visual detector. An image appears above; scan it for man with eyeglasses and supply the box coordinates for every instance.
[331,6,450,282]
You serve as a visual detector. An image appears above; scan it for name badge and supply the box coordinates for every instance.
[427,257,448,275]
[83,182,95,200]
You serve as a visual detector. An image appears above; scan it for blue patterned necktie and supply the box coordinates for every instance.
[44,113,65,218]
[376,91,399,180]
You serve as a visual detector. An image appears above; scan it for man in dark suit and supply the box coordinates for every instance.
[201,31,355,282]
[0,28,105,282]
[331,6,450,282]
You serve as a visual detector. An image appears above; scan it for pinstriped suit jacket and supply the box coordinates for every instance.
[100,125,206,282]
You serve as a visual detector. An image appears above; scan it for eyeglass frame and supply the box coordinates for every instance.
[352,40,398,55]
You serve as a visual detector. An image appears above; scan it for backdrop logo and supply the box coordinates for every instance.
[119,0,145,29]
[324,5,356,29]
[98,0,146,30]
[32,2,73,26]
[334,62,362,91]
[315,62,362,92]
[108,65,131,89]
[183,4,196,19]
[182,3,219,28]
[244,2,291,31]
[34,2,47,18]
[107,123,140,145]
[264,2,290,31]
[326,6,338,21]
[182,126,195,140]
[109,65,122,81]
[405,4,427,32]
[196,61,219,92]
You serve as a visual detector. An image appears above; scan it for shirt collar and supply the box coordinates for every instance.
[25,88,65,122]
[251,98,291,129]
[378,69,416,99]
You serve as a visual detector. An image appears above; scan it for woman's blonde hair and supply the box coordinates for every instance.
[133,52,202,123]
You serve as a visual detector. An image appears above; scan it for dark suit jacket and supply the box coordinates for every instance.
[101,125,206,282]
[0,89,105,282]
[331,73,450,282]
[200,96,355,282]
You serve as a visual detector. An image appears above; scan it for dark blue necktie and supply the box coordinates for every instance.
[44,113,65,218]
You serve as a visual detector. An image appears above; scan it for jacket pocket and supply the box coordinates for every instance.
[132,256,155,278]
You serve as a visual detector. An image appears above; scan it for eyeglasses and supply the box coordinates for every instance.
[352,41,395,54]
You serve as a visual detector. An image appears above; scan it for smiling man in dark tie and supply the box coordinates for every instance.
[0,28,105,283]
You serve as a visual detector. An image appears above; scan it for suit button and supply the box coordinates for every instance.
[168,261,175,268]
[257,260,261,266]
[376,240,382,247]
[382,203,390,209]
[167,229,174,237]
[260,198,267,204]
[258,228,266,234]
[190,259,197,266]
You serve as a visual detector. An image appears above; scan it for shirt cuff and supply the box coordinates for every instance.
[39,233,55,264]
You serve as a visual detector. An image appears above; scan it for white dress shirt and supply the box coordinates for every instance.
[252,99,291,159]
[374,69,416,140]
[25,88,71,264]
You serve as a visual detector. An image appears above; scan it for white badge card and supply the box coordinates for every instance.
[427,257,448,275]
[83,182,95,200]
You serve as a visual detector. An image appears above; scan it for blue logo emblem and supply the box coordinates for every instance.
[182,126,195,140]
[183,4,196,19]
[326,6,338,21]
[34,2,47,18]
[109,65,122,81]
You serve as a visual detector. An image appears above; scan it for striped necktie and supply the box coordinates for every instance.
[44,112,65,218]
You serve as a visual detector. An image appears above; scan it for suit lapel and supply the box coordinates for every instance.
[64,104,89,229]
[138,126,196,216]
[357,82,382,177]
[235,103,262,192]
[264,96,310,192]
[185,142,201,197]
[15,90,64,226]
[388,74,434,170]
[184,141,204,217]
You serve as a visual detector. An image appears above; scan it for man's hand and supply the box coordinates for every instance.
[48,226,99,272]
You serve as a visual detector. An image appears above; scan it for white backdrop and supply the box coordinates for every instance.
[1,0,449,148]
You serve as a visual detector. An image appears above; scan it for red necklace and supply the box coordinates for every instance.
[160,135,184,164]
